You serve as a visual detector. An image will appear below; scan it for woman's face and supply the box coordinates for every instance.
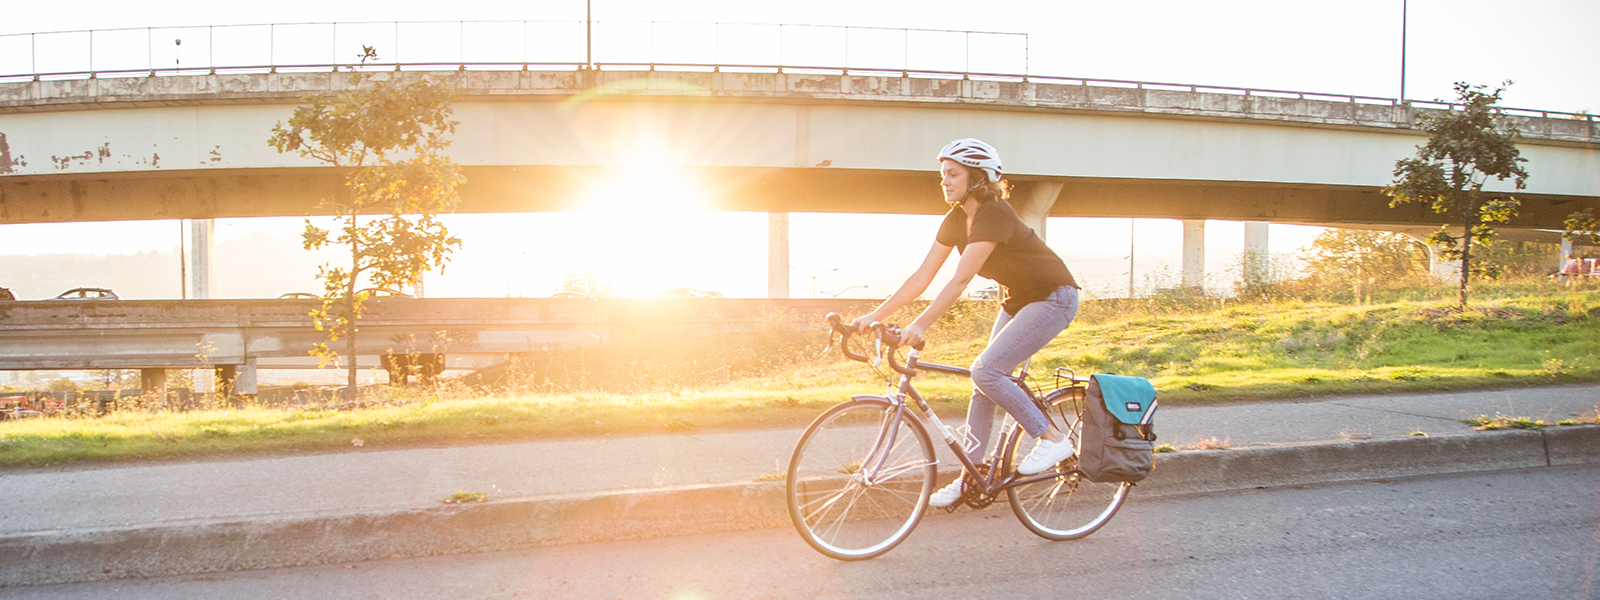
[940,159,971,205]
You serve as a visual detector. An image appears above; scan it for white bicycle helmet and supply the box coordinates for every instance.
[937,138,1002,184]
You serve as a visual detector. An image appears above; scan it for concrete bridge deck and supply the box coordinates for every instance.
[2,69,1594,230]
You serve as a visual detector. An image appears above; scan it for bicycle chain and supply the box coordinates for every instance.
[947,462,1000,511]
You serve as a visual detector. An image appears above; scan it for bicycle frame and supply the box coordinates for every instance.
[892,354,1085,499]
[830,316,1088,501]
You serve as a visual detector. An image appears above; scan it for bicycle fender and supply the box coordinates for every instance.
[851,395,892,403]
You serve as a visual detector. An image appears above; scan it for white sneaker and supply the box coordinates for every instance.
[928,477,964,508]
[1016,437,1075,475]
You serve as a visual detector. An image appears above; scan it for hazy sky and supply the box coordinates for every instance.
[1,1,1594,300]
[6,0,1593,111]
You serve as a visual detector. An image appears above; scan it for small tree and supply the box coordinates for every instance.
[268,49,465,400]
[1383,82,1529,310]
[1565,208,1600,247]
[1300,229,1430,300]
[561,270,618,298]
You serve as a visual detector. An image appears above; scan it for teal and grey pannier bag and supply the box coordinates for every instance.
[1078,374,1158,483]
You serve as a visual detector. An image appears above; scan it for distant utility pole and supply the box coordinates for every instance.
[1128,218,1136,298]
[179,220,187,300]
[586,0,592,69]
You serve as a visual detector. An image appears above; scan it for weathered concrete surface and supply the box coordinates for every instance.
[1546,423,1600,465]
[1,70,1593,145]
[1137,431,1552,496]
[1,70,1593,228]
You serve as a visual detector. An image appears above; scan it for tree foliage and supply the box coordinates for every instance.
[1565,208,1600,246]
[1383,82,1528,309]
[268,51,465,398]
[561,270,619,298]
[1470,241,1561,279]
[1302,229,1429,284]
[1224,249,1300,300]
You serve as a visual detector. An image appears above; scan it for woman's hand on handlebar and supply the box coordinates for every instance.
[849,313,879,336]
[899,323,926,349]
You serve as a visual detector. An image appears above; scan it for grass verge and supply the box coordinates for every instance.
[2,283,1597,468]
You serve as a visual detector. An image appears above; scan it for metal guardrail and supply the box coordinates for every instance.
[0,20,1592,124]
[0,20,1026,82]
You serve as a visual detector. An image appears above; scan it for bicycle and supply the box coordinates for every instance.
[784,313,1132,560]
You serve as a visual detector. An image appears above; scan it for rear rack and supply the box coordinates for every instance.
[1052,367,1087,391]
[1045,367,1089,402]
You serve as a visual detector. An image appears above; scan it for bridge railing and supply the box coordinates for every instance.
[0,20,1026,82]
[0,20,1591,124]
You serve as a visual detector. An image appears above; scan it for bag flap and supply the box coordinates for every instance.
[1091,374,1158,425]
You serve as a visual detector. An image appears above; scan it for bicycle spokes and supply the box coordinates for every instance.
[786,399,936,560]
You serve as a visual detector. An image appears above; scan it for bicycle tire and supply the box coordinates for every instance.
[1004,389,1130,540]
[786,398,937,560]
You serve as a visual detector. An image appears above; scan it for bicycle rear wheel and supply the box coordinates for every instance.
[786,398,936,560]
[1004,390,1130,540]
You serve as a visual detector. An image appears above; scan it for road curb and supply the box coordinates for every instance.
[1545,424,1600,465]
[3,425,1596,588]
[1138,429,1551,496]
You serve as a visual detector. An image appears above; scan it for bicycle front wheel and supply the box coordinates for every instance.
[786,398,936,560]
[1003,392,1130,540]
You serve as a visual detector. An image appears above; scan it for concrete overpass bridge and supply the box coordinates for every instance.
[2,24,1596,390]
[2,66,1596,291]
[3,67,1594,224]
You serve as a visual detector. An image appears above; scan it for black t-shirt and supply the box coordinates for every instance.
[936,200,1078,315]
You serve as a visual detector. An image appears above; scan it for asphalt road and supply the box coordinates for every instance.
[6,465,1597,600]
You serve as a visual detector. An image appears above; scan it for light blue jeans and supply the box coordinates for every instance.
[962,285,1080,463]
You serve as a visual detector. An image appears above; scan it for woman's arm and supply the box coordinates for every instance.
[899,241,995,348]
[853,240,953,332]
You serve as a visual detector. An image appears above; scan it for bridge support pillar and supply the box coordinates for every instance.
[1011,182,1062,241]
[214,365,236,397]
[187,219,217,299]
[193,369,212,394]
[140,369,167,402]
[1243,221,1270,287]
[769,213,790,299]
[1182,220,1206,292]
[235,360,257,396]
[1432,257,1463,282]
[209,362,256,397]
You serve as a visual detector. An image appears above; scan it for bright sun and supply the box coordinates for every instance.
[563,167,735,296]
[582,167,707,214]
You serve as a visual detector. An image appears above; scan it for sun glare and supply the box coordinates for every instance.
[553,166,754,297]
[582,167,708,214]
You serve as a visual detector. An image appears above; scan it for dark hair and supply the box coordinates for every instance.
[963,165,1010,204]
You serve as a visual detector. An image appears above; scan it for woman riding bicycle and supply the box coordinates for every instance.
[851,138,1081,507]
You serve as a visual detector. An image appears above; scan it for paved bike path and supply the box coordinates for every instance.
[2,383,1594,540]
